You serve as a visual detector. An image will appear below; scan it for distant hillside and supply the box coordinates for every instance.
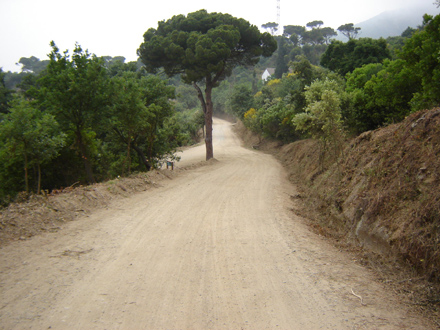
[355,3,438,39]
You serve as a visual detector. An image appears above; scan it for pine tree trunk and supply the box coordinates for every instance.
[204,85,214,160]
[193,81,214,160]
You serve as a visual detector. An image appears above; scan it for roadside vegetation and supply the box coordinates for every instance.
[0,45,205,205]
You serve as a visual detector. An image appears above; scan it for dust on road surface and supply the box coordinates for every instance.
[0,119,433,329]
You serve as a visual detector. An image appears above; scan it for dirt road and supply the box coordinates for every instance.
[0,119,433,329]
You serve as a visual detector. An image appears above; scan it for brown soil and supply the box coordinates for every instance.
[234,108,440,322]
[0,118,437,329]
[0,169,172,247]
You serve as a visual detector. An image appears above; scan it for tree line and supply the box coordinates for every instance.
[0,9,276,205]
[0,43,205,205]
[228,13,439,159]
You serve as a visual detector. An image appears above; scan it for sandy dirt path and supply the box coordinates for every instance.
[0,119,433,329]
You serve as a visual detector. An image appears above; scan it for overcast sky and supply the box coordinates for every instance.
[0,0,436,72]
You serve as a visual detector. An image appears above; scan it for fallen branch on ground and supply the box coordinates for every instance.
[351,288,367,306]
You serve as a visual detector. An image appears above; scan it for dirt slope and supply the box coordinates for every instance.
[235,108,440,315]
[0,119,435,329]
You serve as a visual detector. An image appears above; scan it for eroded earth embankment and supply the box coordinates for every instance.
[236,108,440,309]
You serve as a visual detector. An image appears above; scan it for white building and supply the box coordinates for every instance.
[262,68,275,81]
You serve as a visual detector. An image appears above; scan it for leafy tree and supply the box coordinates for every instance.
[138,9,277,160]
[101,56,126,67]
[136,75,176,167]
[321,27,338,45]
[306,20,324,30]
[290,55,314,83]
[0,96,65,194]
[303,28,325,45]
[283,25,306,46]
[401,26,417,38]
[175,84,200,112]
[110,74,176,171]
[243,108,262,136]
[18,56,49,74]
[0,68,13,114]
[229,84,254,118]
[282,23,335,65]
[283,56,315,111]
[400,14,440,110]
[283,25,306,38]
[262,22,279,36]
[37,41,110,183]
[257,97,298,142]
[172,108,205,143]
[337,23,361,40]
[110,72,148,174]
[302,44,327,65]
[274,37,289,78]
[16,73,39,98]
[292,78,345,160]
[101,56,140,78]
[321,38,391,75]
[211,80,232,114]
[345,60,420,133]
[345,63,383,91]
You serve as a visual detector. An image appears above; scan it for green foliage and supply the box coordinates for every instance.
[243,58,342,143]
[138,10,276,83]
[18,56,49,74]
[109,73,178,171]
[306,20,324,29]
[337,23,361,40]
[386,27,419,59]
[0,68,13,114]
[37,41,110,183]
[109,72,149,174]
[0,96,65,195]
[243,108,262,136]
[0,44,211,205]
[400,14,440,110]
[274,37,289,78]
[258,98,298,142]
[283,25,306,47]
[175,84,199,112]
[172,108,205,143]
[292,79,345,158]
[262,22,279,36]
[321,38,391,76]
[345,62,383,91]
[247,14,440,150]
[17,73,39,97]
[138,9,276,160]
[229,84,254,118]
[345,59,420,133]
[211,80,232,114]
[279,22,336,65]
[401,26,417,38]
[137,74,176,165]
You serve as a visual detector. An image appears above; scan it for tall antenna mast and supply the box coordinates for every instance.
[277,0,281,35]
